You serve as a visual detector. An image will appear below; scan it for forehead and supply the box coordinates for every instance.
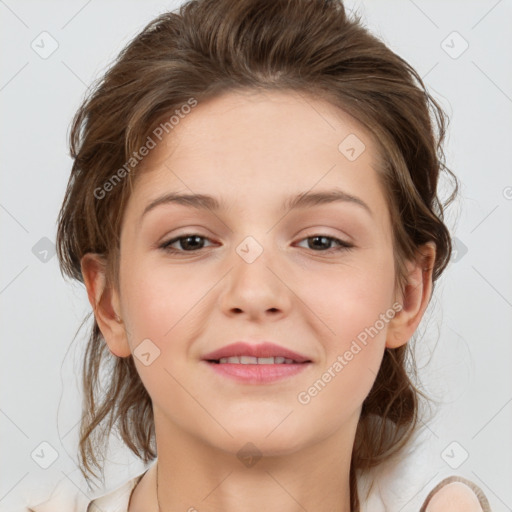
[126,89,389,227]
[143,88,379,169]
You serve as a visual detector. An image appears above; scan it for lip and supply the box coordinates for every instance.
[202,341,312,384]
[202,341,311,363]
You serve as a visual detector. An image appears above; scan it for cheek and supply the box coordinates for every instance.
[120,258,207,344]
[294,253,395,406]
[295,250,396,340]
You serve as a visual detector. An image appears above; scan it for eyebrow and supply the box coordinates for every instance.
[140,189,373,222]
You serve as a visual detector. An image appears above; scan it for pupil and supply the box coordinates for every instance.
[310,236,329,250]
[182,235,203,250]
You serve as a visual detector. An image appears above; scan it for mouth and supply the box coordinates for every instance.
[202,341,311,364]
[207,356,309,365]
[202,342,313,384]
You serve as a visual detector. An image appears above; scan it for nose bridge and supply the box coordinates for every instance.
[220,233,291,317]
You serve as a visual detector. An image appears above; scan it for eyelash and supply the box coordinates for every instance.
[158,233,354,255]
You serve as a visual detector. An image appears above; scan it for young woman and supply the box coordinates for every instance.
[41,0,491,510]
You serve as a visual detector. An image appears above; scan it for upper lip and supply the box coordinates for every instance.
[202,342,311,363]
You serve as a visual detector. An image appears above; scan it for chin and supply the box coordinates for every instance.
[201,416,311,457]
[219,434,308,461]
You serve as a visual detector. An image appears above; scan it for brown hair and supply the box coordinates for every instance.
[55,0,459,508]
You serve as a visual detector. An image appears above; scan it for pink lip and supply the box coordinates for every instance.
[206,362,310,384]
[202,341,311,363]
[202,341,312,384]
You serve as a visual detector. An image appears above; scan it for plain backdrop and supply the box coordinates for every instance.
[1,0,511,510]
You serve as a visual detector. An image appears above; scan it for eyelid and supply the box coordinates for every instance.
[158,231,354,254]
[159,233,216,252]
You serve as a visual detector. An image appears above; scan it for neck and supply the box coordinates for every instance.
[152,410,355,512]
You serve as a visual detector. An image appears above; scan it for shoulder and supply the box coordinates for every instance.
[87,472,146,512]
[354,434,493,512]
[21,476,90,512]
[419,476,492,512]
[24,470,147,512]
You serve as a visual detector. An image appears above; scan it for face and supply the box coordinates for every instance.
[107,90,404,456]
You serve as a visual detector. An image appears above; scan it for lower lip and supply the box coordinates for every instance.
[204,361,311,384]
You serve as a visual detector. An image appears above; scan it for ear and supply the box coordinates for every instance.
[80,253,131,357]
[386,241,436,349]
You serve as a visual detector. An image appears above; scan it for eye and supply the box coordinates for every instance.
[159,234,215,253]
[296,235,354,252]
[158,233,354,254]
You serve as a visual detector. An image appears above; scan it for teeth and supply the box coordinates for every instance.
[240,355,258,364]
[217,356,298,364]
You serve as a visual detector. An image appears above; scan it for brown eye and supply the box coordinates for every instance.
[160,234,214,253]
[296,235,354,252]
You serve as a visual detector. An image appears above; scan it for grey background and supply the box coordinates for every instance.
[1,0,511,510]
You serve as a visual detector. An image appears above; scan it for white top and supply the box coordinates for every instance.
[86,472,146,512]
[24,468,149,512]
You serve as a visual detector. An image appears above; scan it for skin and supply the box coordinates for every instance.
[426,483,484,512]
[81,89,436,512]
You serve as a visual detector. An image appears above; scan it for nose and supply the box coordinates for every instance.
[219,239,292,322]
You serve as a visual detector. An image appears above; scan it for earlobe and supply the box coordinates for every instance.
[80,253,131,358]
[386,241,436,349]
